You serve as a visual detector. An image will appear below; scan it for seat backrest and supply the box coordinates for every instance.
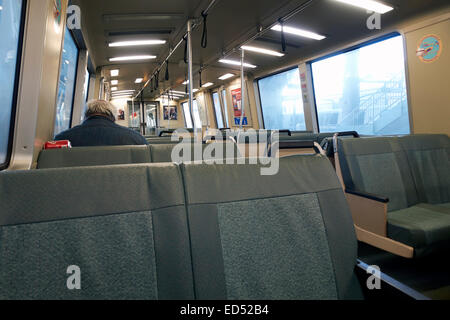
[37,145,151,169]
[398,134,450,204]
[180,155,362,300]
[0,164,194,300]
[338,137,419,212]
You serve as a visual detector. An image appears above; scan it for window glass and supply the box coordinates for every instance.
[212,92,224,128]
[182,102,193,128]
[192,99,202,129]
[222,89,229,127]
[182,100,201,129]
[311,35,409,135]
[80,69,89,122]
[0,0,24,167]
[258,68,306,131]
[54,27,79,135]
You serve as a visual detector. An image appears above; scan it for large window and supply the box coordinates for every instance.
[258,68,306,131]
[311,35,409,135]
[212,92,224,128]
[54,27,79,135]
[222,89,229,127]
[0,0,25,168]
[182,100,201,129]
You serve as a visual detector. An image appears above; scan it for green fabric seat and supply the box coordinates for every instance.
[338,136,419,212]
[37,145,151,169]
[388,204,450,257]
[180,155,363,300]
[0,164,194,300]
[338,134,450,257]
[398,134,450,205]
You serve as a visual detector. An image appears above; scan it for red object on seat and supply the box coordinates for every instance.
[44,140,72,149]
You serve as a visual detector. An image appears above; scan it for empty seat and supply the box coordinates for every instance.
[180,155,363,299]
[37,145,151,169]
[0,164,194,299]
[337,134,450,257]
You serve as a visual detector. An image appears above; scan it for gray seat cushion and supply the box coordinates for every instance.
[388,203,450,257]
[181,155,362,300]
[37,145,151,169]
[0,164,193,300]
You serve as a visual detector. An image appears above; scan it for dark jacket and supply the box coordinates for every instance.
[54,115,148,147]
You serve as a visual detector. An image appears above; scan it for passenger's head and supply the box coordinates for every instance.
[85,100,116,122]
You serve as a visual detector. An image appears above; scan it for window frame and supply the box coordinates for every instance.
[0,0,28,171]
[54,27,80,135]
[255,66,305,131]
[308,32,410,134]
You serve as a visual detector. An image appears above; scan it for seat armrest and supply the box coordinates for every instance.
[346,189,389,203]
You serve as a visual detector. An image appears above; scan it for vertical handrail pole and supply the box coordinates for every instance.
[187,19,197,140]
[240,49,245,130]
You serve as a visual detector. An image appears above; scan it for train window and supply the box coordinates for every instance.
[80,69,90,122]
[0,0,25,169]
[311,34,410,135]
[222,89,229,127]
[182,102,193,128]
[257,68,306,131]
[212,91,225,128]
[54,27,79,136]
[182,100,202,129]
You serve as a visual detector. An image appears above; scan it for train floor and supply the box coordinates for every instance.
[358,242,450,300]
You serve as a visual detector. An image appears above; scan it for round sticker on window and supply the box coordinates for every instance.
[416,35,442,63]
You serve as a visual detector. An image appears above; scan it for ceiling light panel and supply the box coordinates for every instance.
[109,55,156,62]
[109,40,166,47]
[333,0,394,14]
[241,45,285,57]
[271,25,326,40]
[219,59,257,68]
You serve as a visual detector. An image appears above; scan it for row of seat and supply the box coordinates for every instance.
[0,155,363,299]
[37,142,241,169]
[336,134,450,258]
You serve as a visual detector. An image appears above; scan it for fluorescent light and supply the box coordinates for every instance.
[193,89,199,93]
[219,73,235,80]
[109,40,166,47]
[110,69,119,77]
[109,55,156,62]
[135,78,144,84]
[171,91,187,95]
[182,80,189,85]
[241,45,284,57]
[219,59,257,68]
[111,95,132,99]
[111,80,118,85]
[271,25,326,40]
[112,90,135,94]
[333,0,393,14]
[111,87,118,91]
[202,82,214,88]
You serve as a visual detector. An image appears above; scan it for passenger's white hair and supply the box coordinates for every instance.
[85,100,115,121]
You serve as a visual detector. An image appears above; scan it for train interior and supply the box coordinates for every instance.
[0,0,449,300]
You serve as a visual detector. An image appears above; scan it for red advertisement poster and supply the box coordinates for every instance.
[231,88,244,117]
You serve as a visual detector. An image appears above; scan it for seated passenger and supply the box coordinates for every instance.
[54,100,148,147]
